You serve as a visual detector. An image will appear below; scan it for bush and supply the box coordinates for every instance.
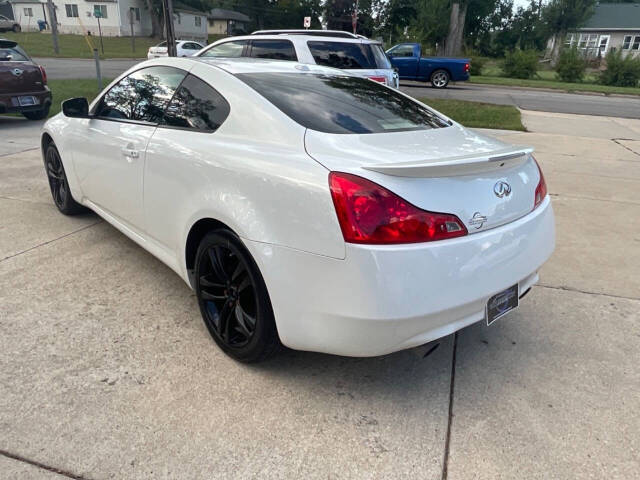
[600,49,640,87]
[502,49,538,79]
[555,47,586,83]
[469,56,486,76]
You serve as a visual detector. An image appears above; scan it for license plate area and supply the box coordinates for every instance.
[17,96,38,106]
[486,284,519,326]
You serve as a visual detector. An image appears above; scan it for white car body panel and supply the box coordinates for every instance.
[42,57,555,357]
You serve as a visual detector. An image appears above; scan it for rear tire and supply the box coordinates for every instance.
[13,24,21,33]
[430,69,450,88]
[195,229,281,363]
[23,104,50,121]
[44,143,88,215]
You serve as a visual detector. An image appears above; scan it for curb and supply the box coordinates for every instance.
[468,81,640,99]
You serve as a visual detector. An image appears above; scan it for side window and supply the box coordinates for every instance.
[249,40,297,61]
[200,40,247,58]
[95,66,186,123]
[162,75,230,132]
[390,45,414,57]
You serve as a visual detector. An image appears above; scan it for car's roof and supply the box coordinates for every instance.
[192,57,351,77]
[207,33,380,45]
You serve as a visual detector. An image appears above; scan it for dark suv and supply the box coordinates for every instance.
[0,39,51,120]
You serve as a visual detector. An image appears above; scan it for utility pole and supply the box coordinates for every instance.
[129,8,135,53]
[46,0,59,55]
[162,0,177,56]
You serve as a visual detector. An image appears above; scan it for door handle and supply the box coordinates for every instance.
[121,148,139,159]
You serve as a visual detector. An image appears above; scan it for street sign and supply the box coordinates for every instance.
[303,16,311,29]
[93,7,102,18]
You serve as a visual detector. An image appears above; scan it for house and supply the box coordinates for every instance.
[206,8,249,36]
[6,0,207,42]
[563,3,640,58]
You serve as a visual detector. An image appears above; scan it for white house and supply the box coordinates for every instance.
[7,0,207,42]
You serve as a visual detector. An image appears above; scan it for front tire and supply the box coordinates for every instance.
[13,24,21,33]
[44,143,87,215]
[23,104,50,120]
[195,230,280,362]
[430,69,450,88]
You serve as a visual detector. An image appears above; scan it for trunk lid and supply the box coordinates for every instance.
[0,61,44,94]
[305,124,540,233]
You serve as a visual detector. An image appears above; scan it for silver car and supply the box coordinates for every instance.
[196,30,399,89]
[0,15,21,33]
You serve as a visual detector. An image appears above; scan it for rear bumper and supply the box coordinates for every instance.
[245,196,555,357]
[0,88,51,114]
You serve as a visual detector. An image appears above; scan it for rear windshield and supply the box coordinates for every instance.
[0,45,29,62]
[236,73,450,134]
[307,41,391,70]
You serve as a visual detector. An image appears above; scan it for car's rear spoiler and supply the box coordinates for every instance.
[362,146,534,178]
[0,39,18,49]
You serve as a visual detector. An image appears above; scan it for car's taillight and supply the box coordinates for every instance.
[464,63,470,73]
[329,172,467,245]
[367,76,387,84]
[39,65,47,85]
[533,157,547,210]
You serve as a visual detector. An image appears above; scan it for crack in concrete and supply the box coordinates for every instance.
[0,221,102,263]
[0,147,39,158]
[0,195,57,206]
[612,138,640,157]
[548,192,640,206]
[441,331,458,480]
[0,450,92,480]
[535,284,640,302]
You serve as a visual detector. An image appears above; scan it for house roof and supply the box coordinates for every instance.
[581,3,640,30]
[207,8,250,23]
[173,2,206,16]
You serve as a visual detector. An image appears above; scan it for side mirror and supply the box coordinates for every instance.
[62,97,89,118]
[0,54,12,61]
[386,52,394,58]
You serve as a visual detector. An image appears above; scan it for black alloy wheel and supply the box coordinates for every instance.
[195,230,280,362]
[44,143,86,215]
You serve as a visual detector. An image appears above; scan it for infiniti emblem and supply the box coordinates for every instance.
[11,68,23,77]
[494,181,511,198]
[469,212,487,229]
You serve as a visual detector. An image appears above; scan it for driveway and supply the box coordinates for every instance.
[401,81,640,119]
[0,111,639,479]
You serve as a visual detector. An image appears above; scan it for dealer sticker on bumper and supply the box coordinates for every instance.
[486,284,519,326]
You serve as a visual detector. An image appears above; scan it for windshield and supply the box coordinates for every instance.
[307,41,392,70]
[237,73,450,134]
[0,46,30,61]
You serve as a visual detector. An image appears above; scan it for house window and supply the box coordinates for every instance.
[129,7,140,21]
[565,33,575,47]
[94,5,107,19]
[598,35,609,54]
[195,16,201,27]
[623,35,632,49]
[65,4,79,18]
[23,7,33,16]
[633,36,640,51]
[577,34,598,51]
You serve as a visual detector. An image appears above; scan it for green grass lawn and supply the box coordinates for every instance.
[3,32,157,59]
[420,97,525,131]
[470,75,640,96]
[48,78,112,116]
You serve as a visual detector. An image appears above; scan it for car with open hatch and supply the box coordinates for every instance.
[0,38,51,120]
[41,57,554,362]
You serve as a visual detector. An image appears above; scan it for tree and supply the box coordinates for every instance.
[543,0,597,62]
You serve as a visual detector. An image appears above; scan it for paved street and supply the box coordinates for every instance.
[1,111,639,479]
[401,81,640,119]
[30,56,640,119]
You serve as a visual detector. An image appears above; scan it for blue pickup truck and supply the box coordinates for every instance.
[386,43,470,88]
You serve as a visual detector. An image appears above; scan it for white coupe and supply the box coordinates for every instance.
[41,58,555,362]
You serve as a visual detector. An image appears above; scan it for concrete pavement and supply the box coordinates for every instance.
[0,111,639,479]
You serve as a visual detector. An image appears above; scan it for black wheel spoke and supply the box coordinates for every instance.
[236,273,251,293]
[208,246,229,282]
[234,304,252,338]
[218,300,233,340]
[199,274,225,289]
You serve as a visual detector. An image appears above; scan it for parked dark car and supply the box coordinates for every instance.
[0,39,51,120]
[386,43,470,88]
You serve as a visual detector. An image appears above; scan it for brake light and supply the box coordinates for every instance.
[464,63,470,73]
[329,172,467,244]
[367,76,387,84]
[39,65,47,85]
[533,157,547,209]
